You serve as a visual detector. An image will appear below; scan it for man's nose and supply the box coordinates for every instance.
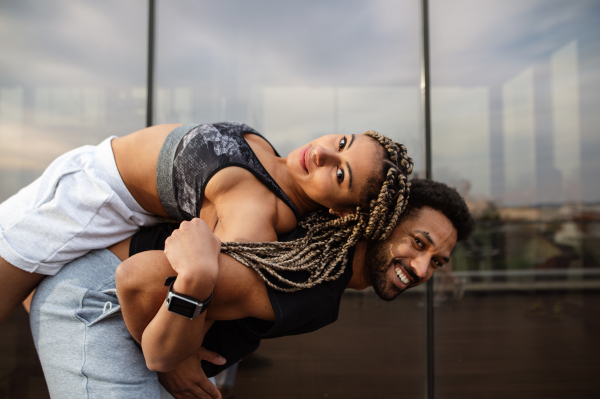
[312,146,338,167]
[411,256,430,279]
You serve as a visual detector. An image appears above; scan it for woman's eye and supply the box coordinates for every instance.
[339,137,347,150]
[336,168,345,183]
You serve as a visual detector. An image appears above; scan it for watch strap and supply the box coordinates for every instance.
[164,276,213,319]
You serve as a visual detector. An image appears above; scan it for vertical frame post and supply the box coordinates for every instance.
[420,0,434,398]
[146,0,156,127]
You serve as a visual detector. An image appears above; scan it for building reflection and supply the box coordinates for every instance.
[430,0,600,394]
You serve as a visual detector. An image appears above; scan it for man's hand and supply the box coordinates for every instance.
[164,218,222,290]
[158,347,227,399]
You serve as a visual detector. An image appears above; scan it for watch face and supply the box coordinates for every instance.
[167,295,198,319]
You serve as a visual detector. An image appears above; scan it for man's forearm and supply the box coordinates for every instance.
[140,270,214,372]
[116,249,217,372]
[141,297,208,372]
[115,250,171,344]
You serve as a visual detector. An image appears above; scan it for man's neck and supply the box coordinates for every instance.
[347,240,371,290]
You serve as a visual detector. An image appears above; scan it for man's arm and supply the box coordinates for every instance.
[158,347,226,399]
[116,219,274,372]
[116,219,219,371]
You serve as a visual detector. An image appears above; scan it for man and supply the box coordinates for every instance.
[29,179,474,399]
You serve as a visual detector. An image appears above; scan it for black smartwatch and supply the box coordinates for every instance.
[164,276,213,320]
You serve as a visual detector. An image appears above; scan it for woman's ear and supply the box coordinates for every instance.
[328,208,355,218]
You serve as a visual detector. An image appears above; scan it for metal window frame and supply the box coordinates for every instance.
[146,0,156,128]
[420,0,435,398]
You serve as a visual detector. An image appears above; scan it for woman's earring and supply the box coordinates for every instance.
[329,209,339,216]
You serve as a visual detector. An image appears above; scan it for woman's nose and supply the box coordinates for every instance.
[312,146,337,167]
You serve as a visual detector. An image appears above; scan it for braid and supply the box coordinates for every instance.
[220,130,413,292]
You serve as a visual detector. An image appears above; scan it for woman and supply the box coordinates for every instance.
[29,123,412,398]
[0,122,411,322]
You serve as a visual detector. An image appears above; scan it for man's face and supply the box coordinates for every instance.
[365,207,458,301]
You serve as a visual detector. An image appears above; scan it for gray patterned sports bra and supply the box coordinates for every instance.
[156,122,300,222]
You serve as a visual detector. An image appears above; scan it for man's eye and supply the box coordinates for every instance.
[336,168,345,183]
[415,238,423,248]
[433,259,442,267]
[339,137,347,150]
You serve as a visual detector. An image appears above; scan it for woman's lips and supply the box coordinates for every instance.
[299,147,309,173]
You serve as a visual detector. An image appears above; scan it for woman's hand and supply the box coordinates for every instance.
[158,347,226,399]
[164,218,222,299]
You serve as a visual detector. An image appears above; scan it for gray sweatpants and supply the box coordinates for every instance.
[29,249,173,398]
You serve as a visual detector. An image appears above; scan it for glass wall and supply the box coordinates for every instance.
[430,0,600,397]
[154,0,424,170]
[0,1,148,397]
[0,0,148,203]
[1,0,599,398]
[153,0,426,396]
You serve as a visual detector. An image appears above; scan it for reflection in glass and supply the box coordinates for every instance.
[34,88,106,127]
[551,40,581,202]
[503,67,536,206]
[0,0,148,202]
[264,86,421,157]
[155,0,424,172]
[432,86,490,198]
[431,0,600,396]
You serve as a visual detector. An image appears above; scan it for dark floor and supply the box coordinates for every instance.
[0,306,48,399]
[1,291,599,398]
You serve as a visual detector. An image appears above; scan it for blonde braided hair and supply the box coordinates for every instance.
[220,131,413,292]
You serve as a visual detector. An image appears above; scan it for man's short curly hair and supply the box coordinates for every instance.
[402,179,475,242]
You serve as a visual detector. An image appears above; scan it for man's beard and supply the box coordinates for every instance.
[364,240,418,301]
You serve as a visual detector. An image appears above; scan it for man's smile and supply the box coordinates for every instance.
[392,259,420,290]
[395,265,411,285]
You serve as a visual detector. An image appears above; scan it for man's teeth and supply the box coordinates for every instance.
[396,267,410,285]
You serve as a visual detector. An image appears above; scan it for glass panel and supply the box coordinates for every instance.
[430,0,600,397]
[156,0,425,397]
[0,1,148,202]
[155,0,424,174]
[0,1,147,396]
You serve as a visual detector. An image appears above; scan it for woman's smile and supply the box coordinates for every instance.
[299,147,310,173]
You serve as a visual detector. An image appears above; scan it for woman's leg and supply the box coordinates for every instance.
[30,249,164,399]
[0,256,43,322]
[0,137,157,325]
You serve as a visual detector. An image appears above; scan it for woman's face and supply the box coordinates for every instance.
[287,134,383,213]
